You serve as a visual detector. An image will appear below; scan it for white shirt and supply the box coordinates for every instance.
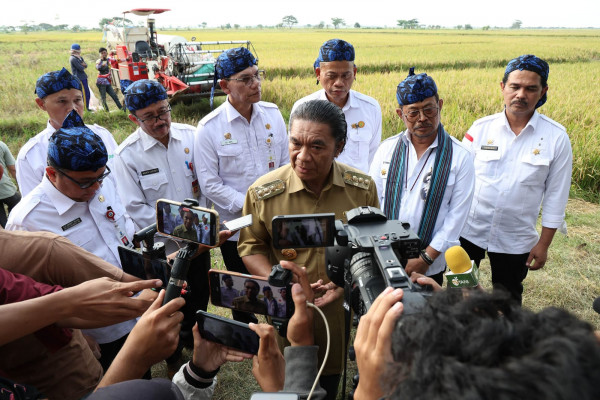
[195,99,289,240]
[292,89,382,173]
[369,131,475,275]
[6,175,136,344]
[460,111,572,254]
[113,123,203,232]
[16,121,118,196]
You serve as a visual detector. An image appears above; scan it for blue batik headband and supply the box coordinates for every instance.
[211,47,258,108]
[48,110,107,171]
[396,67,438,106]
[313,39,355,70]
[35,68,82,99]
[124,79,168,112]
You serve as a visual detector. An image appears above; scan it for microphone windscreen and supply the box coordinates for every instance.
[445,246,472,274]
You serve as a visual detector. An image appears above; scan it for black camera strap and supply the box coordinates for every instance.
[341,277,352,399]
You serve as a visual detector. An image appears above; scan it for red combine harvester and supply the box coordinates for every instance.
[103,8,254,101]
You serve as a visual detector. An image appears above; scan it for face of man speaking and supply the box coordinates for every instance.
[397,96,443,140]
[46,165,107,202]
[129,99,172,146]
[501,69,547,120]
[289,119,344,194]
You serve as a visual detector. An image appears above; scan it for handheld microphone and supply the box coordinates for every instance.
[444,245,479,288]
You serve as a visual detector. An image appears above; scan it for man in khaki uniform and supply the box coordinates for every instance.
[172,209,198,242]
[238,99,379,399]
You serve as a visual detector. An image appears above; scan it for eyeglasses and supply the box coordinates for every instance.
[402,106,439,122]
[136,105,172,124]
[56,165,111,189]
[225,70,266,87]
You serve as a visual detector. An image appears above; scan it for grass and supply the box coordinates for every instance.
[2,28,600,399]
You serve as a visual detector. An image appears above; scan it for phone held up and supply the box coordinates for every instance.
[271,213,335,250]
[209,270,294,319]
[156,199,219,247]
[196,310,259,355]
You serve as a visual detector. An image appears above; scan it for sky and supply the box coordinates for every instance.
[4,0,599,29]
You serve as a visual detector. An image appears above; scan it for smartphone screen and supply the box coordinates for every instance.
[118,245,169,288]
[156,199,219,246]
[196,310,259,354]
[272,213,335,249]
[250,394,299,400]
[209,270,293,318]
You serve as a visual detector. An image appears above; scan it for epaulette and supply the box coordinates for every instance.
[343,170,371,190]
[8,196,40,226]
[538,114,567,132]
[253,179,285,201]
[258,101,279,109]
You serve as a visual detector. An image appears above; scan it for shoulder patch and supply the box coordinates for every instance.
[343,170,371,190]
[199,106,224,126]
[258,101,279,110]
[253,179,286,201]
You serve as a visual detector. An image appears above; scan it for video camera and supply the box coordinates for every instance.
[272,206,431,317]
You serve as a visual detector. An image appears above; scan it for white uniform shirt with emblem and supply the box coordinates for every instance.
[113,123,203,232]
[292,89,382,173]
[195,100,289,240]
[6,176,136,344]
[369,131,475,276]
[460,111,572,254]
[16,121,118,196]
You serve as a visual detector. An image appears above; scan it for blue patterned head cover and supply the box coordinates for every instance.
[396,67,438,106]
[504,54,549,108]
[61,109,85,129]
[314,39,355,70]
[124,79,168,112]
[215,47,258,80]
[35,68,82,99]
[48,122,107,172]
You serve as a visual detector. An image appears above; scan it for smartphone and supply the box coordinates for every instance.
[196,310,259,354]
[156,199,219,246]
[272,213,335,249]
[224,214,253,232]
[118,245,170,288]
[209,270,293,318]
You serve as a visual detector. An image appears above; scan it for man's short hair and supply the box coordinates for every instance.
[289,99,347,148]
[262,286,272,293]
[222,274,232,281]
[383,289,600,400]
[99,47,107,53]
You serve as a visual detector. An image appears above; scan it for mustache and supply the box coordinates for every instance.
[511,99,528,106]
[414,123,433,130]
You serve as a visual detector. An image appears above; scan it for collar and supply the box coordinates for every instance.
[40,175,85,215]
[501,110,540,136]
[139,126,178,151]
[401,128,440,150]
[317,89,354,110]
[287,161,346,194]
[225,98,262,123]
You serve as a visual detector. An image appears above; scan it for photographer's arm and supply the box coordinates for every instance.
[242,254,273,277]
[96,290,185,389]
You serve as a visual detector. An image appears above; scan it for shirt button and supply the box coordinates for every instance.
[172,169,176,173]
[177,188,181,191]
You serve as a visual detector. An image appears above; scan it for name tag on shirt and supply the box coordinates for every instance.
[481,145,499,151]
[221,139,238,146]
[62,217,82,231]
[141,168,160,176]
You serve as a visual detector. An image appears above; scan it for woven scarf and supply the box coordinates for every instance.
[383,123,453,248]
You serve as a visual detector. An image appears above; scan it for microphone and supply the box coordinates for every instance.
[444,245,479,288]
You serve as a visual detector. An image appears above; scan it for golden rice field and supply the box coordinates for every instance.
[1,28,600,197]
[1,29,600,399]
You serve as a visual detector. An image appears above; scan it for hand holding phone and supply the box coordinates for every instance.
[196,311,260,355]
[156,199,219,247]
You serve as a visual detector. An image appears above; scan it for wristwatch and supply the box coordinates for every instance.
[420,249,434,265]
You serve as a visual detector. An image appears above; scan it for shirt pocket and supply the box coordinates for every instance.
[474,149,501,178]
[139,171,169,202]
[344,132,370,162]
[519,154,549,186]
[217,144,244,178]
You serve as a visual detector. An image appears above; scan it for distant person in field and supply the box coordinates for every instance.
[291,38,382,173]
[70,43,91,111]
[0,140,20,227]
[95,47,124,112]
[369,69,474,285]
[460,55,573,305]
[15,68,117,196]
